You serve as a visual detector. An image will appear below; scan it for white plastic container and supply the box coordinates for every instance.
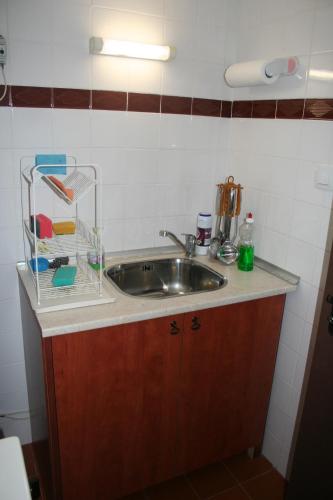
[195,212,212,256]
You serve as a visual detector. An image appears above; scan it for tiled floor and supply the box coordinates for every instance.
[23,446,286,500]
[121,454,286,500]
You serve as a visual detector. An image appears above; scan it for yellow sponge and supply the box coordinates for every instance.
[53,221,76,235]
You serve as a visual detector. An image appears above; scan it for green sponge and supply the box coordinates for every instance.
[52,266,77,287]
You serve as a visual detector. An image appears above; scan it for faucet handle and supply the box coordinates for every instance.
[181,233,197,243]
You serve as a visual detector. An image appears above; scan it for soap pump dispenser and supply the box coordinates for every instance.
[237,212,254,271]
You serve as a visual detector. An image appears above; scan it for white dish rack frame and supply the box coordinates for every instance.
[20,156,114,312]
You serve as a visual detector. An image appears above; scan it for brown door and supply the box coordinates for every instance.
[287,251,333,498]
[51,315,182,500]
[177,296,285,473]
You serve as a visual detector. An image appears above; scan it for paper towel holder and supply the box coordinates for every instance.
[224,56,299,88]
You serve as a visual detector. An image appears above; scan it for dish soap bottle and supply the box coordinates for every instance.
[237,212,254,271]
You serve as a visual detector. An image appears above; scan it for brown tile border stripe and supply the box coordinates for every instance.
[128,92,160,113]
[92,90,126,111]
[161,95,192,115]
[11,85,52,108]
[53,88,91,109]
[252,100,276,119]
[192,98,221,117]
[232,100,253,118]
[221,100,232,118]
[304,98,333,120]
[1,86,333,121]
[276,99,304,119]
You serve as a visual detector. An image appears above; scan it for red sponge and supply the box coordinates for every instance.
[36,214,52,239]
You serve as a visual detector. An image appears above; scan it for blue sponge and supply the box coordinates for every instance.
[35,154,67,174]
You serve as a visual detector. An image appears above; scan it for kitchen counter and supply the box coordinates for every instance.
[18,248,298,338]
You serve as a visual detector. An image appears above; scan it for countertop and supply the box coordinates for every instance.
[18,248,298,338]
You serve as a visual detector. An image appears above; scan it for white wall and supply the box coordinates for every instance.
[228,0,333,476]
[0,0,232,443]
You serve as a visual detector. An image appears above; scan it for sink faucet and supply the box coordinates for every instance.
[159,230,197,258]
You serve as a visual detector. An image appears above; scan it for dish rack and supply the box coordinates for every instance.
[20,157,115,312]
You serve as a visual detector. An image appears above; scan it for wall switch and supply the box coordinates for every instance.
[0,36,7,65]
[315,164,333,191]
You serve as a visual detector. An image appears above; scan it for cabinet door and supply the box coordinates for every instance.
[212,295,285,458]
[177,308,223,472]
[51,315,183,500]
[178,296,285,473]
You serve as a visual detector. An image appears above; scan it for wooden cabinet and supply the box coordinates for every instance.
[178,297,285,473]
[43,295,285,500]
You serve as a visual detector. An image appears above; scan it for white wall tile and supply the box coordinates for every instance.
[311,4,333,53]
[291,201,330,249]
[159,114,193,149]
[0,109,12,149]
[8,41,53,87]
[91,110,128,147]
[124,112,160,149]
[53,109,91,148]
[0,1,8,36]
[127,59,163,94]
[164,0,195,22]
[8,0,51,43]
[102,184,126,221]
[280,310,304,353]
[274,342,298,386]
[0,331,25,365]
[286,239,319,285]
[52,43,92,89]
[0,299,22,336]
[300,120,333,163]
[12,109,53,148]
[52,2,90,44]
[92,0,164,16]
[0,362,27,395]
[295,160,333,209]
[0,150,15,187]
[0,389,29,415]
[307,51,333,98]
[0,190,22,229]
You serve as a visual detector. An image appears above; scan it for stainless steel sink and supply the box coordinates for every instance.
[105,258,227,299]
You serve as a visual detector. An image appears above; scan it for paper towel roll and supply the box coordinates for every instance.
[225,60,280,88]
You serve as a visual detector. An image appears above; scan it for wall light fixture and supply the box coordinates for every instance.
[89,37,176,62]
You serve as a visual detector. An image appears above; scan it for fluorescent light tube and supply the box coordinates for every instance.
[90,37,175,61]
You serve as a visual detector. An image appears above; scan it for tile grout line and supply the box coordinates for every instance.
[221,461,253,500]
[184,474,201,499]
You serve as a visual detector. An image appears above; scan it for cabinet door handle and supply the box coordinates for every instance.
[191,316,201,331]
[170,320,180,335]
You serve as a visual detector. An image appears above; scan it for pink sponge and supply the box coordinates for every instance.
[36,214,52,239]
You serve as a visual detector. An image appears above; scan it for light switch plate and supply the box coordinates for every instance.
[315,164,333,191]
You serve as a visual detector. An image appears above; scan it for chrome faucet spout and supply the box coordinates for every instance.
[159,230,197,258]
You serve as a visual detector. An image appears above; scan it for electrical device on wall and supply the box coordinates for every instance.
[89,37,176,61]
[0,35,7,102]
[224,56,299,87]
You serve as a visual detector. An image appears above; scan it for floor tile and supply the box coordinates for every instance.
[242,469,286,500]
[212,485,250,499]
[188,462,237,499]
[147,475,197,500]
[223,453,272,482]
[22,444,37,478]
[121,491,146,500]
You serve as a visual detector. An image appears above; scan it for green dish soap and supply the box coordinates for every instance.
[238,212,254,272]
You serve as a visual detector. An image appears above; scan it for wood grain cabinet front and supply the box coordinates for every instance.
[43,295,285,500]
